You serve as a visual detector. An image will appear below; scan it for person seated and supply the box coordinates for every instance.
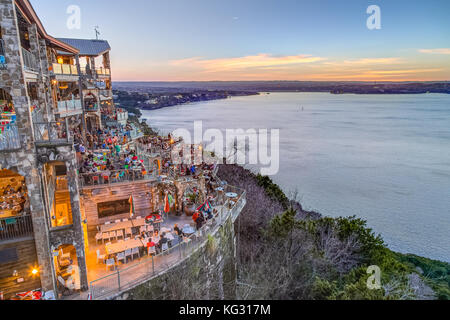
[174,224,183,238]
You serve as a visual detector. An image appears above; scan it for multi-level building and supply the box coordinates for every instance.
[1,0,245,301]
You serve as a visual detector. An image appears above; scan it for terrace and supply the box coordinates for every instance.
[61,184,246,300]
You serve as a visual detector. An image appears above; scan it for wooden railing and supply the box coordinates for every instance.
[0,214,34,242]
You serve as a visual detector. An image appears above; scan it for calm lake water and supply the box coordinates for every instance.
[143,92,450,262]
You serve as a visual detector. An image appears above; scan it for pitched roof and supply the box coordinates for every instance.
[57,38,111,57]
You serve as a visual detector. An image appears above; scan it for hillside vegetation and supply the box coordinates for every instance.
[218,164,449,300]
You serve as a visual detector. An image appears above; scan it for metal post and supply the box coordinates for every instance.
[152,256,155,274]
[117,270,121,291]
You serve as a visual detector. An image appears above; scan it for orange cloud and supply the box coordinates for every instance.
[419,48,450,55]
[170,53,326,73]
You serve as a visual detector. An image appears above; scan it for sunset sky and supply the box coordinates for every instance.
[31,0,450,81]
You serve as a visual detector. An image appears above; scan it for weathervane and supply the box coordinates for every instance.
[94,26,100,40]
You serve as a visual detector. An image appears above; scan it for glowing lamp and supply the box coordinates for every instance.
[57,57,64,64]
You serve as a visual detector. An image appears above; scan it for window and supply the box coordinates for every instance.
[97,199,131,219]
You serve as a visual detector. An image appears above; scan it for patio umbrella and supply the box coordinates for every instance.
[164,194,170,214]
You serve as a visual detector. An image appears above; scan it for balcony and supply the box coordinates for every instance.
[52,63,78,76]
[96,68,110,76]
[33,121,72,146]
[0,124,21,151]
[79,169,154,188]
[55,99,83,116]
[80,67,111,78]
[21,47,38,72]
[99,89,113,101]
[0,214,34,243]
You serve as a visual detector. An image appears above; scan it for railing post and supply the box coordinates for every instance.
[117,270,121,291]
[152,256,155,274]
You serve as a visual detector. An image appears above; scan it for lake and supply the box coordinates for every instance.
[142,92,450,262]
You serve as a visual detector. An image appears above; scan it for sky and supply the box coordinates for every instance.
[30,0,450,82]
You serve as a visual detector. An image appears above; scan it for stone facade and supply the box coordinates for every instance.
[0,0,87,296]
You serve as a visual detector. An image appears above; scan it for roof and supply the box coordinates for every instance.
[15,0,79,54]
[57,38,111,57]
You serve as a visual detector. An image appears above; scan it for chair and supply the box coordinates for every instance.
[131,247,140,260]
[148,246,156,256]
[117,252,126,264]
[116,230,124,240]
[125,249,132,262]
[106,259,116,271]
[96,250,106,264]
[95,232,103,244]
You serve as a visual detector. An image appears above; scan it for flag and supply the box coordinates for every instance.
[129,195,135,218]
[164,194,170,214]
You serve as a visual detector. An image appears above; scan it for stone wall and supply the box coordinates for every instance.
[112,215,238,300]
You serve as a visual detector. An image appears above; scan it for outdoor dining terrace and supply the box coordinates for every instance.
[62,184,246,300]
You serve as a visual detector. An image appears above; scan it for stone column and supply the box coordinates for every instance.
[0,0,55,293]
[65,154,89,291]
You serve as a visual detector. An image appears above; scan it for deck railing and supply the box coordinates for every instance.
[79,168,154,188]
[52,63,78,76]
[56,99,82,115]
[0,124,21,151]
[21,47,38,72]
[0,214,34,242]
[88,186,246,300]
[33,121,71,145]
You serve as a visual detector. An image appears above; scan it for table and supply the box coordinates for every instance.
[105,239,144,255]
[226,192,238,198]
[182,226,195,235]
[100,218,146,233]
[160,227,171,233]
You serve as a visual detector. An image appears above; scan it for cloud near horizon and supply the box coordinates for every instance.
[113,53,449,82]
[418,48,450,55]
[170,53,326,73]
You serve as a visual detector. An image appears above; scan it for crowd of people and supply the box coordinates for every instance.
[0,181,28,216]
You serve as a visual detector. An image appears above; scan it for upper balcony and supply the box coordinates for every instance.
[80,67,111,79]
[55,99,83,117]
[21,47,39,73]
[33,121,72,147]
[52,63,79,80]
